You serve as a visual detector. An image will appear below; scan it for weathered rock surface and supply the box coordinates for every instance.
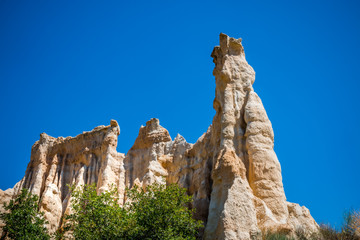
[124,118,173,190]
[0,121,124,234]
[0,34,318,239]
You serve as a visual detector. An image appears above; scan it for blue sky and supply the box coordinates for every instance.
[0,0,359,228]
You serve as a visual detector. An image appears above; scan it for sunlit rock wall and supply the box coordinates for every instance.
[0,34,318,240]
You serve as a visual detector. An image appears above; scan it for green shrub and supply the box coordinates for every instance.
[126,183,203,240]
[0,188,50,240]
[61,183,203,240]
[61,184,135,239]
[263,232,295,240]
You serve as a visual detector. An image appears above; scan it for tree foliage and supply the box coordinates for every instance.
[126,183,203,240]
[61,184,135,239]
[0,188,50,240]
[61,183,203,240]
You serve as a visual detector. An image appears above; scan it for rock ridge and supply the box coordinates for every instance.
[0,34,318,240]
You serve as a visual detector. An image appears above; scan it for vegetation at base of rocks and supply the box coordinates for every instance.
[126,183,203,239]
[2,186,358,240]
[263,232,296,240]
[316,209,360,240]
[263,209,360,240]
[0,188,50,240]
[57,184,133,239]
[57,183,203,240]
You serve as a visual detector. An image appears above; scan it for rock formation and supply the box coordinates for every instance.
[0,120,124,233]
[0,34,318,239]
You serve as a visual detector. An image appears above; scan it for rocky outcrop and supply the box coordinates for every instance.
[0,34,318,239]
[124,118,173,190]
[0,120,124,234]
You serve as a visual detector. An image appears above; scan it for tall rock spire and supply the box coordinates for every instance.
[211,33,288,224]
[205,34,317,238]
[204,33,261,239]
[211,33,254,153]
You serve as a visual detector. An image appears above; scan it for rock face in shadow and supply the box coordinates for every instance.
[0,34,318,239]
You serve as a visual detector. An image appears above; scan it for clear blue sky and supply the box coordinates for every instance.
[0,0,359,229]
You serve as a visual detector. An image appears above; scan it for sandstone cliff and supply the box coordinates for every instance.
[0,34,318,240]
[0,120,124,233]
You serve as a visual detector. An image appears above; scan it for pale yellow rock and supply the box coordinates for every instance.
[203,33,263,239]
[204,148,260,240]
[287,202,319,236]
[0,34,318,239]
[245,91,288,225]
[124,118,172,191]
[0,120,124,233]
[120,34,318,239]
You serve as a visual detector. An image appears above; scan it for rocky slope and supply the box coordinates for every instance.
[0,33,318,239]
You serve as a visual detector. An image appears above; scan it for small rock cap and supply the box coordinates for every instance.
[110,119,118,127]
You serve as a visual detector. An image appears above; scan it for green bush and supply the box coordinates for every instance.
[126,183,203,240]
[61,184,135,239]
[263,232,295,240]
[0,188,50,240]
[61,183,203,240]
